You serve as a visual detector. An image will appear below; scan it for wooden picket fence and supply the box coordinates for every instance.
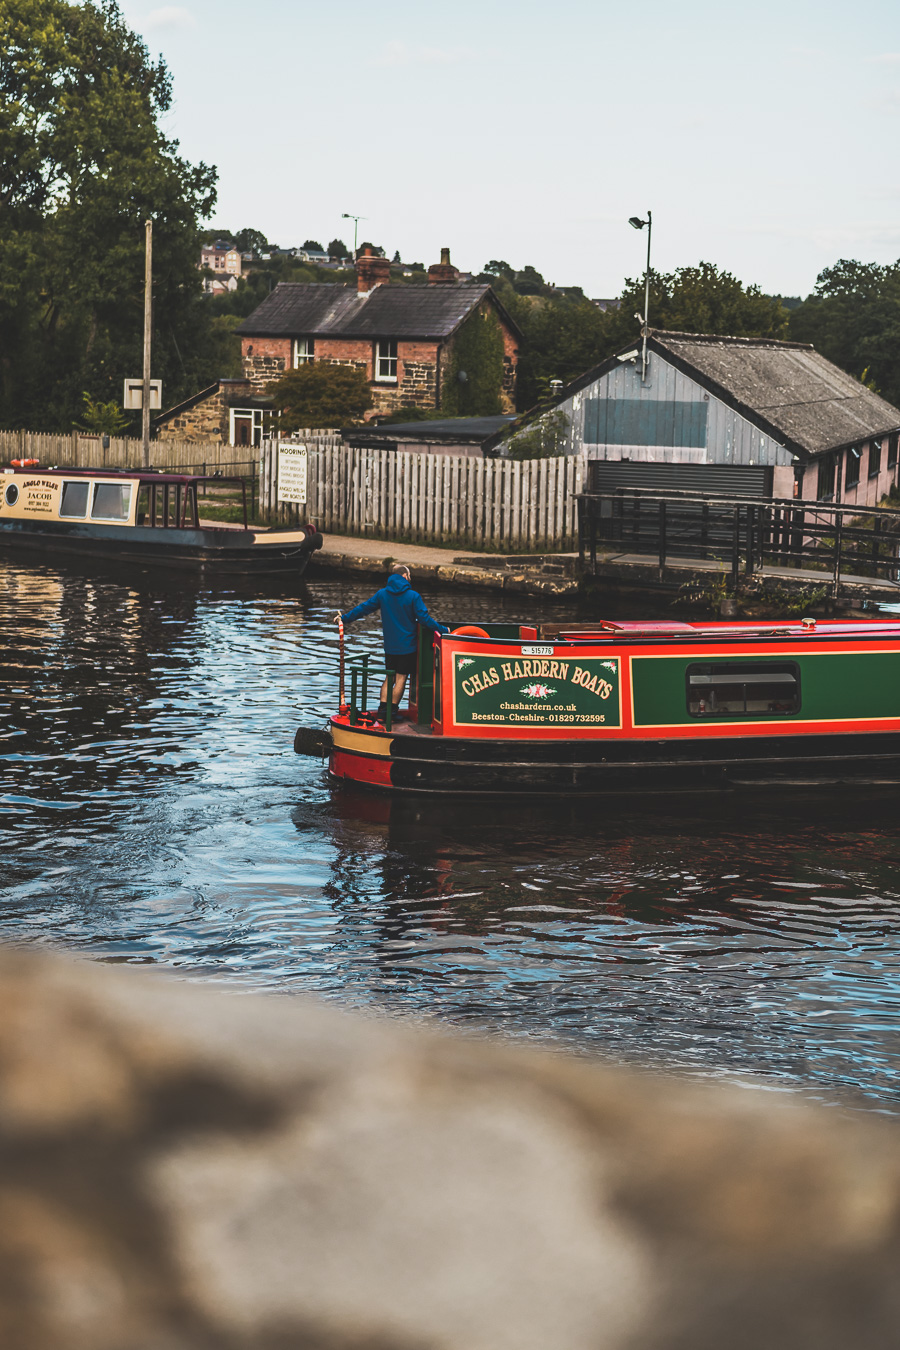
[260,438,584,551]
[0,430,251,474]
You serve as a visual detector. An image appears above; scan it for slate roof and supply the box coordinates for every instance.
[653,332,900,458]
[236,283,520,341]
[346,415,516,444]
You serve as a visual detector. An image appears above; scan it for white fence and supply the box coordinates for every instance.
[260,439,584,551]
[0,430,253,474]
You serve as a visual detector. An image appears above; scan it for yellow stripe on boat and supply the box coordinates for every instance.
[331,724,394,757]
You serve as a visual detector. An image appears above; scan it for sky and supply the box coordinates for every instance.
[120,0,900,299]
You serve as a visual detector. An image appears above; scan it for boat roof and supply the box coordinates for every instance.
[554,618,900,643]
[5,468,242,486]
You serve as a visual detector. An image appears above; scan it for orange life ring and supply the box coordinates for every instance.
[451,626,490,638]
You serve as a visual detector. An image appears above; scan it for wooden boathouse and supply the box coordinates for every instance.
[493,331,900,508]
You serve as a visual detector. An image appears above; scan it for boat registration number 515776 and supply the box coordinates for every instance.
[521,645,553,656]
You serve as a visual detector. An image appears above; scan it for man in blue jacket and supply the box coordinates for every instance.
[337,564,449,722]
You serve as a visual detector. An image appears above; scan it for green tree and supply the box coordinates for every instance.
[327,237,347,259]
[233,227,268,254]
[302,239,323,252]
[598,262,789,354]
[73,390,130,434]
[268,364,373,430]
[789,260,900,406]
[0,0,217,430]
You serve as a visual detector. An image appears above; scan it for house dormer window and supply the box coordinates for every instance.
[293,338,315,367]
[375,339,397,382]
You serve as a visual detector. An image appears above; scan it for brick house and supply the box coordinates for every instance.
[235,248,521,417]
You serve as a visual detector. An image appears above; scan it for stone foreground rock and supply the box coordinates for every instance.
[0,949,899,1349]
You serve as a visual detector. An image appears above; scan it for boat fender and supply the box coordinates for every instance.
[451,626,490,638]
[293,726,332,757]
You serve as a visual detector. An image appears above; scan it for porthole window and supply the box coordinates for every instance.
[4,483,18,506]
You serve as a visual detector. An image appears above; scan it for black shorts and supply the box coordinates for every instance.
[384,650,417,676]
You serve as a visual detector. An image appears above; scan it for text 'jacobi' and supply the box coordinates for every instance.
[460,660,614,699]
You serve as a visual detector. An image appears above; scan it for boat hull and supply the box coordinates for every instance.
[327,721,900,795]
[0,517,323,574]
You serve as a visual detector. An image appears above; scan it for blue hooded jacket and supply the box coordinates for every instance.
[341,574,449,655]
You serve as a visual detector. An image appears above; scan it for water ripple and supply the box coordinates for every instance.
[3,556,900,1110]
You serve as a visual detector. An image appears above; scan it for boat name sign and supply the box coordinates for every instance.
[452,653,621,728]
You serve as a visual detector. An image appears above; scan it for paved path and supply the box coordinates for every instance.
[308,533,578,596]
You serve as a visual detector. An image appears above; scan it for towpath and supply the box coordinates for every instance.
[308,532,579,596]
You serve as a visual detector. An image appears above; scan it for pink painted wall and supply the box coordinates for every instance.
[797,435,899,506]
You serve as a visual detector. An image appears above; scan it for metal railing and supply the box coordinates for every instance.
[346,655,398,732]
[577,489,900,595]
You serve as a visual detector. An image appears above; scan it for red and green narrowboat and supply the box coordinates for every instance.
[297,617,900,794]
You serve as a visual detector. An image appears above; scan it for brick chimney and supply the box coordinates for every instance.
[356,246,391,294]
[427,247,459,285]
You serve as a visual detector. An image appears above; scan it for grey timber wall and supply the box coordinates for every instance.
[554,353,794,469]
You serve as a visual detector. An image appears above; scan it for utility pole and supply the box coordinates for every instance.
[142,218,152,468]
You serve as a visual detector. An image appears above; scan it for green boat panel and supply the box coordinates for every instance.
[631,651,900,727]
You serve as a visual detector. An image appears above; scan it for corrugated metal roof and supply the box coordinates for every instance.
[236,282,501,340]
[654,332,900,457]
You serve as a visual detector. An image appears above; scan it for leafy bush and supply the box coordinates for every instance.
[505,409,570,460]
[268,365,372,431]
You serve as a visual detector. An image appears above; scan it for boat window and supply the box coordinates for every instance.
[687,662,800,718]
[91,482,132,521]
[59,481,90,518]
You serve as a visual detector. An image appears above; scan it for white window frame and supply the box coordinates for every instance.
[375,339,398,383]
[229,407,269,447]
[293,338,315,367]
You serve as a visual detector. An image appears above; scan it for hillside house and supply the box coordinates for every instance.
[495,331,900,504]
[199,241,242,278]
[235,248,521,417]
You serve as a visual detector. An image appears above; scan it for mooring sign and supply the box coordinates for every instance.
[277,443,308,504]
[451,652,621,728]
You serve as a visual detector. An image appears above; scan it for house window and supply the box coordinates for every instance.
[869,439,882,478]
[888,433,899,469]
[817,452,837,500]
[845,446,860,489]
[687,663,800,719]
[375,339,398,382]
[293,338,315,367]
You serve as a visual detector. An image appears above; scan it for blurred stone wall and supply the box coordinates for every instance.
[0,947,898,1350]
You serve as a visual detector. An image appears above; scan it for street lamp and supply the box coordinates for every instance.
[341,212,366,261]
[629,211,652,381]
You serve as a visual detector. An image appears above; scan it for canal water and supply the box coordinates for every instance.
[3,554,900,1113]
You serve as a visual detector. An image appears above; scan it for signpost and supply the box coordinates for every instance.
[123,380,162,410]
[277,443,308,505]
